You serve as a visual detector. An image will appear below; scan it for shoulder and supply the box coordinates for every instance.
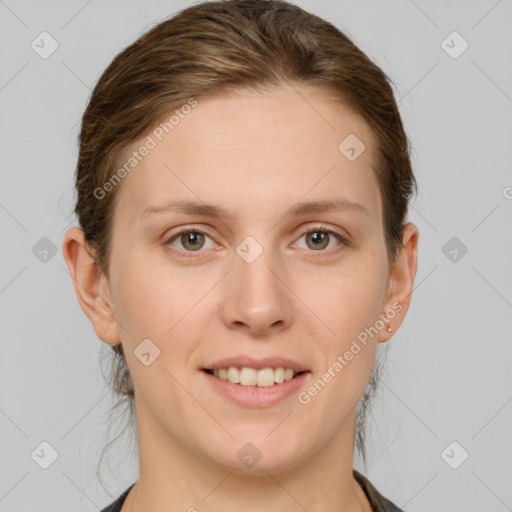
[99,483,135,512]
[353,469,404,512]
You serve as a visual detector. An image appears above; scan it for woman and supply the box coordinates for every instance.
[63,1,418,510]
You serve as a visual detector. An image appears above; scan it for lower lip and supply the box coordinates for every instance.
[201,370,311,408]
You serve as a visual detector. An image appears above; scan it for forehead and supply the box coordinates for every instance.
[113,84,382,226]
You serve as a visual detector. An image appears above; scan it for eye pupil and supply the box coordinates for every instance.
[311,232,323,244]
[182,232,204,251]
[307,231,329,250]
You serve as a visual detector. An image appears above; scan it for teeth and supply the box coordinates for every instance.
[212,367,298,387]
[227,366,240,383]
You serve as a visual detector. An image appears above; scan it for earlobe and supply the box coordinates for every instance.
[378,222,419,343]
[62,227,120,345]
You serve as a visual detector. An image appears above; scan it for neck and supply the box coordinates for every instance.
[121,399,370,512]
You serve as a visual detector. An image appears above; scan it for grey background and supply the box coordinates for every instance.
[1,0,511,510]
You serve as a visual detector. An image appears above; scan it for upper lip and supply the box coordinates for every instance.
[203,355,310,373]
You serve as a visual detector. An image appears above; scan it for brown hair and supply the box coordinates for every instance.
[73,0,417,486]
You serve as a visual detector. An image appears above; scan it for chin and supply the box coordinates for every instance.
[208,432,306,475]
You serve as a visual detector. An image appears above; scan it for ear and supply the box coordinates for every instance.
[62,227,120,345]
[378,222,419,343]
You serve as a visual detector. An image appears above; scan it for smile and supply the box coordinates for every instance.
[201,368,311,408]
[203,367,306,387]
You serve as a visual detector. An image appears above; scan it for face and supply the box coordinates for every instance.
[68,84,417,474]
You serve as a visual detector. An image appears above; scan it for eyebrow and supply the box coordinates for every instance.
[138,198,369,221]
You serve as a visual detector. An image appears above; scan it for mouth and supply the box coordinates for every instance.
[201,367,310,388]
[201,366,311,407]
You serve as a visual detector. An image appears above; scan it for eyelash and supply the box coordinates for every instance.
[163,225,348,257]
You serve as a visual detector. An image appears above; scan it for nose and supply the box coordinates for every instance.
[221,243,293,337]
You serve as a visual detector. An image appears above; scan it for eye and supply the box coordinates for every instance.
[164,225,347,257]
[164,228,216,254]
[293,225,347,253]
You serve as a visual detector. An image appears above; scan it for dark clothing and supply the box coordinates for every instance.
[99,483,134,512]
[354,469,404,511]
[99,469,403,512]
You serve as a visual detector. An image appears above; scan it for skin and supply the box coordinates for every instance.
[63,83,418,512]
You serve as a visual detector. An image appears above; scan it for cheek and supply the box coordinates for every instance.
[298,257,384,401]
[305,260,386,344]
[109,248,178,340]
[111,248,216,364]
